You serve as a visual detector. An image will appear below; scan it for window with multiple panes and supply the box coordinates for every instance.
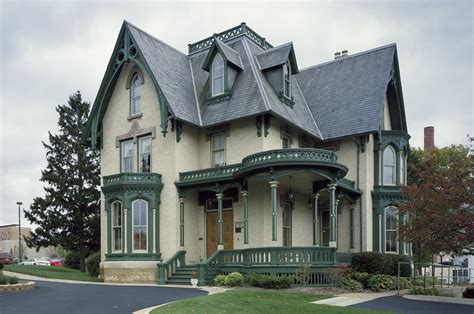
[385,206,398,253]
[131,74,142,115]
[283,62,291,98]
[139,136,151,173]
[212,53,224,96]
[282,202,292,246]
[282,134,291,148]
[211,132,226,167]
[383,146,396,185]
[132,200,147,252]
[121,140,133,172]
[112,201,122,252]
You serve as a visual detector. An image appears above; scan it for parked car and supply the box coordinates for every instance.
[19,258,51,266]
[50,258,65,266]
[0,252,13,265]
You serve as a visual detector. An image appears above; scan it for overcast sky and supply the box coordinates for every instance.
[0,0,472,226]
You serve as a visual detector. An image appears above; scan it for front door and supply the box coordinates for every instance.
[206,210,234,257]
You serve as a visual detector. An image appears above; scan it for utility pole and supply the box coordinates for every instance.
[16,201,23,262]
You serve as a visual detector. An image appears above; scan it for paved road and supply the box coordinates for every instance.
[351,295,474,314]
[0,280,207,314]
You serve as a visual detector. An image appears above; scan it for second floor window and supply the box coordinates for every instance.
[131,74,142,115]
[212,53,224,96]
[121,140,133,172]
[282,134,291,148]
[139,136,151,173]
[211,132,226,167]
[283,62,291,98]
[383,146,396,185]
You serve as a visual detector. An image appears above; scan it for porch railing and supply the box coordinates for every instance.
[157,250,186,284]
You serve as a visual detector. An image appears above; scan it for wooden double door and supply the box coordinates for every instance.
[206,209,233,257]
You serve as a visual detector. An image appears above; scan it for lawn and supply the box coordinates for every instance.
[152,290,388,314]
[3,264,103,282]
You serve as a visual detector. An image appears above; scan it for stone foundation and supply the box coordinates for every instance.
[102,261,157,283]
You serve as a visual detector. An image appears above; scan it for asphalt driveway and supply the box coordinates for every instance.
[351,295,474,314]
[0,280,207,314]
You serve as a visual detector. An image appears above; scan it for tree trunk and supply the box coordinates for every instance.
[80,255,86,273]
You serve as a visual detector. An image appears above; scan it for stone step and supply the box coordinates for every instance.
[166,278,192,285]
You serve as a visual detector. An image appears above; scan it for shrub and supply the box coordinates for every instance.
[245,273,292,289]
[0,274,7,285]
[0,264,4,270]
[410,287,440,296]
[387,254,411,277]
[224,272,244,287]
[351,252,392,275]
[368,274,412,292]
[463,286,474,299]
[213,275,227,286]
[65,251,81,269]
[350,272,371,288]
[86,252,101,277]
[294,264,310,285]
[8,276,18,284]
[338,278,363,292]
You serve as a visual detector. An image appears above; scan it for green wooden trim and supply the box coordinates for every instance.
[179,198,185,247]
[157,250,186,284]
[270,181,278,242]
[217,193,224,246]
[350,205,355,249]
[312,193,319,245]
[106,205,112,255]
[328,184,336,245]
[242,191,249,245]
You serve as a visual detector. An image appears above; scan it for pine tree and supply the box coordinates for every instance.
[25,91,100,272]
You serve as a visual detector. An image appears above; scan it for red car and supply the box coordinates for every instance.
[0,252,13,265]
[49,258,65,266]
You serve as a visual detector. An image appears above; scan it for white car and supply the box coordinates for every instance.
[19,258,51,266]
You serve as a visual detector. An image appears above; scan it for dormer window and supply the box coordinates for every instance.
[283,61,291,98]
[131,74,142,115]
[212,53,225,96]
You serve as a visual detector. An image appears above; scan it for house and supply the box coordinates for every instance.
[84,21,411,285]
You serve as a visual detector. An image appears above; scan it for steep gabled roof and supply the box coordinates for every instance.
[256,42,299,73]
[202,39,244,71]
[295,44,398,140]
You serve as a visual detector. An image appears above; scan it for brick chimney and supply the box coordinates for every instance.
[424,126,435,153]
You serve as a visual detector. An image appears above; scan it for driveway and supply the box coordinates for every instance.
[0,280,207,314]
[351,295,474,314]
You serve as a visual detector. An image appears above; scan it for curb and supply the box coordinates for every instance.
[403,294,474,305]
[0,281,35,292]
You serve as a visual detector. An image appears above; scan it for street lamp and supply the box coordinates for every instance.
[16,202,23,262]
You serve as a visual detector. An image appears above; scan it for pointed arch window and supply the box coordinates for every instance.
[385,206,398,253]
[132,199,148,252]
[212,53,225,96]
[383,146,396,185]
[131,74,142,115]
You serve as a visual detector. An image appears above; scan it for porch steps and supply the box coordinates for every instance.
[166,265,198,285]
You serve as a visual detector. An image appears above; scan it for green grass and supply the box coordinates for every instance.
[152,290,389,314]
[3,264,103,282]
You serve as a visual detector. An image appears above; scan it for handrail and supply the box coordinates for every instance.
[157,250,186,284]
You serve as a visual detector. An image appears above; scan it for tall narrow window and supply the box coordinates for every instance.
[131,74,142,115]
[400,152,405,185]
[138,136,151,173]
[121,140,133,172]
[383,146,396,185]
[112,201,122,252]
[385,206,398,253]
[283,62,291,98]
[282,134,291,148]
[133,200,147,251]
[282,202,292,246]
[211,132,225,167]
[212,54,224,96]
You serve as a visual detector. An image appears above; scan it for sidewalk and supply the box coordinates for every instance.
[312,290,404,307]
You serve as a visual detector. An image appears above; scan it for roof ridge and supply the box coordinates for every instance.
[124,20,188,57]
[293,77,323,140]
[188,58,203,125]
[298,43,397,73]
[256,42,293,56]
[215,38,240,55]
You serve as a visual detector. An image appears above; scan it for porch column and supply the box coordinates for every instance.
[153,208,157,253]
[312,193,319,246]
[216,193,224,250]
[124,208,129,253]
[378,214,383,253]
[335,199,340,245]
[270,181,279,245]
[106,210,111,255]
[328,183,337,248]
[241,191,249,247]
[350,205,355,249]
[179,197,185,249]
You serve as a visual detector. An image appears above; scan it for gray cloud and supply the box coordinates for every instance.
[1,0,472,225]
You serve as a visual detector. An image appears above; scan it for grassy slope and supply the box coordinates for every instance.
[152,290,388,314]
[3,264,102,282]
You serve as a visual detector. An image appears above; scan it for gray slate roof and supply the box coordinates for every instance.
[214,39,244,70]
[295,44,396,140]
[125,22,398,141]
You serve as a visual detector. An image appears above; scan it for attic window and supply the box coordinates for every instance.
[283,62,291,98]
[212,53,225,96]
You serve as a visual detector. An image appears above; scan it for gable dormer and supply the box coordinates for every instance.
[202,38,244,103]
[256,43,299,107]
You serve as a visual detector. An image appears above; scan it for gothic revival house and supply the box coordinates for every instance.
[84,21,410,284]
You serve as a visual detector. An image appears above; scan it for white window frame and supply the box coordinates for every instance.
[283,62,292,98]
[385,206,398,253]
[131,74,142,115]
[383,146,396,185]
[132,199,148,253]
[138,136,151,173]
[211,53,225,96]
[111,201,122,253]
[211,132,226,167]
[121,140,134,173]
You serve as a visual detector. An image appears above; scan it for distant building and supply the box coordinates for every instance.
[0,224,31,241]
[0,224,56,259]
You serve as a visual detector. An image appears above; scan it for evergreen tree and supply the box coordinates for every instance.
[25,91,100,272]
